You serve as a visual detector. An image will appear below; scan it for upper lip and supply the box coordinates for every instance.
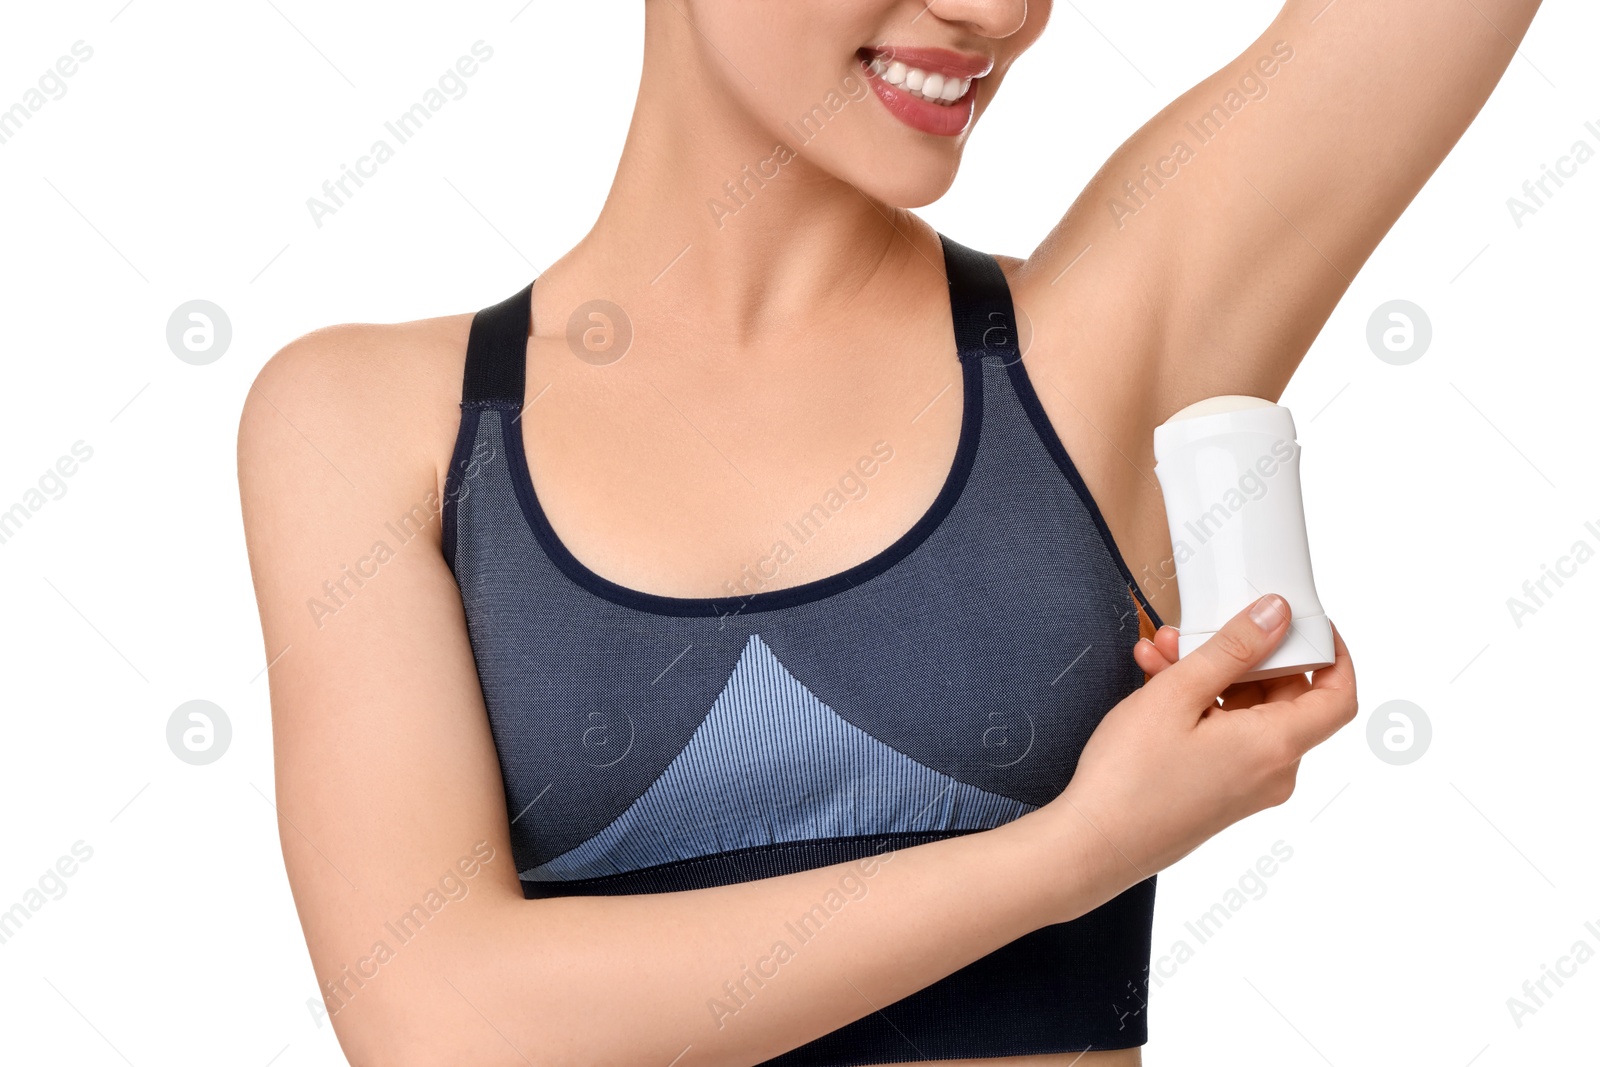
[861,45,994,81]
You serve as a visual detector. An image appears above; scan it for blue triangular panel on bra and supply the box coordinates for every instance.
[522,633,1036,882]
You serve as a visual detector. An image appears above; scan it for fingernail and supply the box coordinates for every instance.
[1249,593,1288,631]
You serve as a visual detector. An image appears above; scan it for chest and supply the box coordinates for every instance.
[457,458,1146,884]
[517,330,967,602]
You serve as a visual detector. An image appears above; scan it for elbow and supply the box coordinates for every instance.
[311,904,566,1065]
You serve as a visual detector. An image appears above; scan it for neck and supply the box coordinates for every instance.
[547,6,933,353]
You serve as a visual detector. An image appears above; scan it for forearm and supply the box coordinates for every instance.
[344,806,1131,1067]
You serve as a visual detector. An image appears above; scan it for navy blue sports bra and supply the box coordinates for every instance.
[443,233,1165,1064]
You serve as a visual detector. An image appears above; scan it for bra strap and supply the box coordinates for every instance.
[464,242,1007,394]
[938,233,1021,365]
[461,281,535,406]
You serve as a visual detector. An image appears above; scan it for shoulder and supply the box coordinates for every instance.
[238,311,476,509]
[242,311,474,436]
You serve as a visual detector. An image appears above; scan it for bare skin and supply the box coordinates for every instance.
[239,0,1539,1063]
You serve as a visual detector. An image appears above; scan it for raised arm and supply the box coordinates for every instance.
[238,322,1356,1065]
[1013,0,1544,426]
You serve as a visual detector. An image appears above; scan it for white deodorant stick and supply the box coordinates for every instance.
[1152,395,1335,682]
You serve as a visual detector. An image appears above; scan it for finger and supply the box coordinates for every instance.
[1224,621,1335,707]
[1257,670,1312,704]
[1275,622,1358,753]
[1298,619,1350,688]
[1307,620,1356,694]
[1152,625,1180,663]
[1134,637,1176,678]
[1231,667,1319,708]
[1146,593,1293,712]
[1282,689,1355,754]
[1218,681,1269,710]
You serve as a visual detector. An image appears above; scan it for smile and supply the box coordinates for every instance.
[855,46,991,137]
[862,54,973,106]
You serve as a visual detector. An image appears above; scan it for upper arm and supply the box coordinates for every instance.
[1014,0,1543,426]
[237,318,520,1056]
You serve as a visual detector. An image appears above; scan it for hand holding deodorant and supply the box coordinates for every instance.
[1152,395,1335,682]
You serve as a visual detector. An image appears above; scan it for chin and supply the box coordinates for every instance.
[851,162,962,210]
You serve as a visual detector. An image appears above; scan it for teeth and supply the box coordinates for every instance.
[864,54,972,106]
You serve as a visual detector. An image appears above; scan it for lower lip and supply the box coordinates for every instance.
[857,56,976,137]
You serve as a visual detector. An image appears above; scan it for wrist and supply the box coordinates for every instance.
[994,800,1149,928]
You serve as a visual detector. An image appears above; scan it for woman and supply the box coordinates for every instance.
[238,1,1536,1063]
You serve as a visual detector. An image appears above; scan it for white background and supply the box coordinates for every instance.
[1,1,1596,1064]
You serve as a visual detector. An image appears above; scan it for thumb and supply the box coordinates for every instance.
[1148,593,1292,706]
